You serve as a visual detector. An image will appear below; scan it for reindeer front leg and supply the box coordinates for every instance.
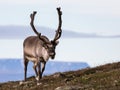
[41,61,46,77]
[33,62,38,77]
[36,61,46,81]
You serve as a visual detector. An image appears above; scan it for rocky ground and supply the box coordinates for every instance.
[0,62,120,90]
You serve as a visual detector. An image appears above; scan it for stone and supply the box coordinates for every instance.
[55,85,83,90]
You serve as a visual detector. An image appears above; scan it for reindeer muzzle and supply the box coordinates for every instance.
[50,52,55,59]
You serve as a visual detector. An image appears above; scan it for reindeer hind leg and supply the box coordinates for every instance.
[24,55,29,81]
[37,61,41,81]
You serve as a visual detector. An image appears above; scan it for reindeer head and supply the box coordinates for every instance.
[30,7,62,59]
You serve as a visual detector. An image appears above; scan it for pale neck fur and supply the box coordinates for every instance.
[42,47,49,62]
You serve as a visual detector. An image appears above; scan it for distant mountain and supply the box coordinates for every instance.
[45,61,89,74]
[0,25,120,39]
[0,59,89,82]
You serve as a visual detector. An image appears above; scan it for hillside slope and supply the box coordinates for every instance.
[0,62,120,90]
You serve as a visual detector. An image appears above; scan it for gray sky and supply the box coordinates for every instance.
[0,0,120,35]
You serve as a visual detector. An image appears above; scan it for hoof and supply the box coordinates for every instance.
[35,76,39,81]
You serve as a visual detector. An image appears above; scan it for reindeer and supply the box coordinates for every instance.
[23,7,62,81]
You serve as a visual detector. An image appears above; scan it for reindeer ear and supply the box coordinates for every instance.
[51,40,59,46]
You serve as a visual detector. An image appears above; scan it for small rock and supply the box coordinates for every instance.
[19,81,33,85]
[55,85,83,90]
[64,78,71,82]
[53,73,66,78]
[19,81,24,85]
[37,82,42,86]
[55,87,62,90]
[113,80,118,86]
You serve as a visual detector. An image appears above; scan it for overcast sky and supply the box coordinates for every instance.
[0,0,120,35]
[0,0,120,67]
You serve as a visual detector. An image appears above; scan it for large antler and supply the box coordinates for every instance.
[30,11,41,36]
[53,7,62,42]
[30,11,51,44]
